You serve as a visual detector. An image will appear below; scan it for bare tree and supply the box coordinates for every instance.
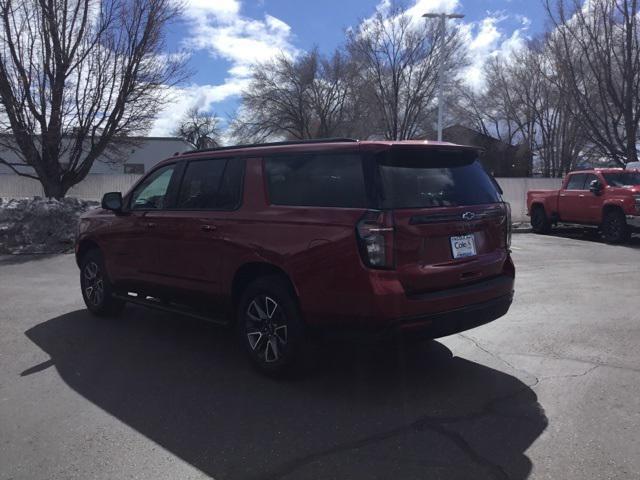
[346,6,467,140]
[453,38,586,177]
[545,0,640,165]
[230,48,361,143]
[527,41,586,176]
[174,107,221,149]
[0,0,187,198]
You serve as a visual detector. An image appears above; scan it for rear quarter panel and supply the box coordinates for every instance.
[527,190,560,216]
[221,157,375,326]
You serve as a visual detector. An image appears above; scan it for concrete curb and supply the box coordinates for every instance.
[512,223,532,233]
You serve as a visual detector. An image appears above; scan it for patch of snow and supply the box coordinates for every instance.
[0,197,99,254]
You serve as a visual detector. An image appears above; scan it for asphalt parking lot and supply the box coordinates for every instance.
[1,232,639,480]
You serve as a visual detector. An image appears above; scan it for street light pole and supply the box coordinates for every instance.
[422,12,464,142]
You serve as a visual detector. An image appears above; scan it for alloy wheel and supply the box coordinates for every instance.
[245,295,288,363]
[83,261,104,307]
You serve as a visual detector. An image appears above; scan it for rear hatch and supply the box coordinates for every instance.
[375,147,509,295]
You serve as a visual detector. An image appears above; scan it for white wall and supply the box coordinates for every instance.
[497,177,563,222]
[0,174,142,201]
[0,137,191,175]
[0,175,564,222]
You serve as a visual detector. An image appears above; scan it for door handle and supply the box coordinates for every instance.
[200,225,217,232]
[146,222,156,229]
[579,194,585,198]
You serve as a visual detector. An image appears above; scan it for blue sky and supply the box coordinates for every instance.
[150,0,549,136]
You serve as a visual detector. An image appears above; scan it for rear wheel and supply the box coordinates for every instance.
[530,205,551,234]
[601,209,630,244]
[80,249,125,316]
[237,276,304,377]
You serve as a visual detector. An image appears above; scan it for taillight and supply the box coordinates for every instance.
[356,210,395,269]
[504,202,512,249]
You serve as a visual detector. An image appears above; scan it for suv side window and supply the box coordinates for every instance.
[130,164,176,210]
[566,173,587,190]
[265,154,367,208]
[176,158,244,210]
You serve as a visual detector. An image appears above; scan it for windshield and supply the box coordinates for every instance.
[376,149,502,209]
[603,172,640,186]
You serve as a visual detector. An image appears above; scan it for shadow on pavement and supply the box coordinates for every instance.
[541,227,640,248]
[24,307,547,480]
[0,254,63,266]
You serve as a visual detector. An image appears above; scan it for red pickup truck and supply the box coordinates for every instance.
[527,168,640,243]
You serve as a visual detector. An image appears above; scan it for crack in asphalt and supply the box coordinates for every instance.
[499,351,640,375]
[458,334,538,383]
[538,364,600,381]
[258,409,513,480]
[458,335,639,378]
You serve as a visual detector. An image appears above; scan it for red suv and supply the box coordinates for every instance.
[76,139,515,375]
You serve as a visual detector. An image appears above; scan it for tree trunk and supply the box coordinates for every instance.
[41,179,66,199]
[626,132,639,164]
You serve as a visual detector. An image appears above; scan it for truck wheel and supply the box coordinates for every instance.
[530,206,551,234]
[601,210,630,244]
[237,276,305,377]
[80,249,126,317]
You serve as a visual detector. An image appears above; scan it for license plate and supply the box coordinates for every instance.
[450,234,477,259]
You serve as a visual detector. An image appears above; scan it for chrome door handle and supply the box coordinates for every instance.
[579,194,585,197]
[200,225,217,232]
[146,222,156,229]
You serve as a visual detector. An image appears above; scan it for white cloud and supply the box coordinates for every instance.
[151,0,297,136]
[458,11,530,91]
[184,0,240,21]
[405,0,461,17]
[149,79,250,136]
[181,1,296,70]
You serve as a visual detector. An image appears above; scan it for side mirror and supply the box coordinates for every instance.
[589,179,603,195]
[101,192,123,212]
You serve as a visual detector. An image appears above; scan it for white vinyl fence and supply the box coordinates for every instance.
[0,174,564,222]
[496,177,563,222]
[0,174,142,202]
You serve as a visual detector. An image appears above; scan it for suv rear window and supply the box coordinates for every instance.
[265,154,367,208]
[376,149,501,209]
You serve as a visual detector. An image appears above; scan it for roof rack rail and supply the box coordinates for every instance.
[187,138,359,154]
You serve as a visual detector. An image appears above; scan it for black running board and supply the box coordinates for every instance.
[113,293,229,326]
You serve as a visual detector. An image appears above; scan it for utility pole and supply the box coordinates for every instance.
[422,12,464,142]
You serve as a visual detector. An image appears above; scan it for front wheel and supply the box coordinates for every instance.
[601,210,630,244]
[237,276,304,377]
[80,249,125,316]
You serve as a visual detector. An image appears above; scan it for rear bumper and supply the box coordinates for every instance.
[301,253,515,342]
[310,255,515,340]
[314,290,513,342]
[390,292,513,339]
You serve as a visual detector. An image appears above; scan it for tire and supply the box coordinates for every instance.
[80,249,126,317]
[237,275,304,377]
[601,209,630,244]
[530,205,551,234]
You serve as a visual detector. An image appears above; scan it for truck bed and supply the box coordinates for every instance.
[527,189,560,216]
